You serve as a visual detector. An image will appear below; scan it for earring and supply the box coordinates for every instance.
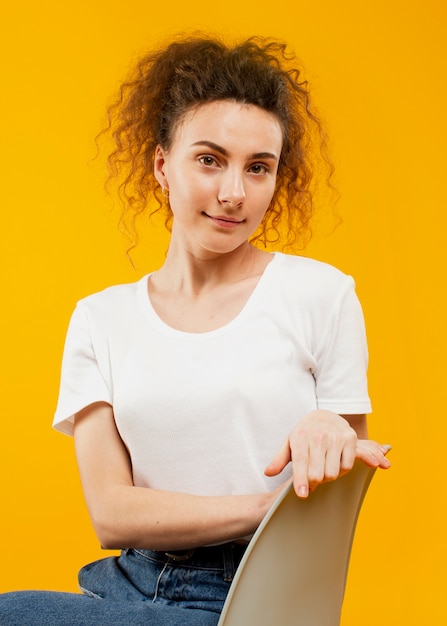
[162,187,169,199]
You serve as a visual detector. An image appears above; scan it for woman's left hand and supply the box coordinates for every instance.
[264,410,391,498]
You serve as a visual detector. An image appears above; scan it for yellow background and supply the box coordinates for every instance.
[1,0,445,623]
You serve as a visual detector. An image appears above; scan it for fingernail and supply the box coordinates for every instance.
[298,486,308,498]
[381,444,392,453]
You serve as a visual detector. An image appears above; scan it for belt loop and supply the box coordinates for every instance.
[222,543,235,582]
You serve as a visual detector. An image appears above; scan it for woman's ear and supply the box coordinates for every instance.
[154,145,169,190]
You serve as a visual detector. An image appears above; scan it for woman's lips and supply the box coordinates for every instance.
[205,213,245,229]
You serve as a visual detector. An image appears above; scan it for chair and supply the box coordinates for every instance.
[217,462,376,626]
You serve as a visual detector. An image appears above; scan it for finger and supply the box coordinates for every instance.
[339,432,357,473]
[292,460,310,498]
[356,441,392,469]
[323,443,345,482]
[291,438,311,498]
[309,429,356,486]
[306,437,328,487]
[264,438,291,477]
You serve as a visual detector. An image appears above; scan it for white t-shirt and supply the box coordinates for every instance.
[54,252,371,496]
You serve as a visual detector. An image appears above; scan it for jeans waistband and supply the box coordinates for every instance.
[131,542,248,581]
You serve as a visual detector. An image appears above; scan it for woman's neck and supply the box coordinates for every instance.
[152,241,272,297]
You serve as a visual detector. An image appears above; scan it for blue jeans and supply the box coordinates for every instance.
[0,543,246,625]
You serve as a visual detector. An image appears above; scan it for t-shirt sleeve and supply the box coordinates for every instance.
[313,277,372,415]
[53,302,112,436]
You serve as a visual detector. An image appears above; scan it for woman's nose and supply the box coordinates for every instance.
[217,170,246,206]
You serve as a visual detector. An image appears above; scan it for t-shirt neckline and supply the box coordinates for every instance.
[136,252,280,338]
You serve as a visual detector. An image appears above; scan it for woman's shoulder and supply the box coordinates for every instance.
[269,253,360,323]
[74,275,149,315]
[273,252,353,289]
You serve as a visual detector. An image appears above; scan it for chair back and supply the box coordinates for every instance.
[217,462,376,626]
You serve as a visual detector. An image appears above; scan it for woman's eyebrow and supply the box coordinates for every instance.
[191,141,278,161]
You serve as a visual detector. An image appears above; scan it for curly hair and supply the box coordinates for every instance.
[102,34,333,252]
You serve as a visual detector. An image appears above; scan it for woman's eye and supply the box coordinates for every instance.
[199,156,217,167]
[249,163,269,174]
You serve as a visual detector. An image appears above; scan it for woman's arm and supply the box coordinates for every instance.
[265,411,391,499]
[74,402,279,551]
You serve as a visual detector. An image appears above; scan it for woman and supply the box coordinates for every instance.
[0,35,390,625]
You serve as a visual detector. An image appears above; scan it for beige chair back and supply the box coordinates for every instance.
[218,462,375,626]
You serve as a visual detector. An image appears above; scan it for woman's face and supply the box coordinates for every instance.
[154,100,283,257]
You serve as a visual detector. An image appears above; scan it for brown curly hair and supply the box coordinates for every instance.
[102,34,333,252]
